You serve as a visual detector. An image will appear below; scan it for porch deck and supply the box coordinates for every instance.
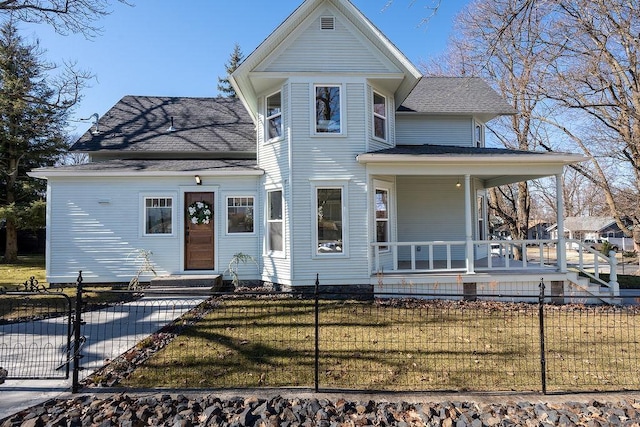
[371,239,619,302]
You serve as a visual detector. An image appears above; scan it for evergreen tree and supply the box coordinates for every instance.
[217,43,244,98]
[0,20,84,261]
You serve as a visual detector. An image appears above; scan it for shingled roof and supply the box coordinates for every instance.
[71,96,255,155]
[398,77,517,120]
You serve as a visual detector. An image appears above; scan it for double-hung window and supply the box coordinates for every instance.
[267,190,284,253]
[373,91,387,140]
[144,197,173,235]
[314,85,341,134]
[227,196,254,233]
[316,187,344,254]
[266,91,282,141]
[375,188,389,250]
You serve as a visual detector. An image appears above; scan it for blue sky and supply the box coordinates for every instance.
[21,0,469,135]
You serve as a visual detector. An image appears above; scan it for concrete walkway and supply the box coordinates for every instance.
[0,294,206,420]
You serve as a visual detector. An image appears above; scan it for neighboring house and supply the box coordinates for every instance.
[528,221,552,241]
[31,0,614,301]
[548,216,627,241]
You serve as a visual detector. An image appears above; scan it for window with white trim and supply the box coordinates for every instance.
[375,188,389,250]
[316,187,344,254]
[227,196,254,233]
[476,123,485,147]
[267,190,284,253]
[477,191,487,240]
[373,91,387,140]
[314,85,341,134]
[266,91,282,141]
[144,197,173,235]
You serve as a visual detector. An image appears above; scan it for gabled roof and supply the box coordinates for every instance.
[71,96,255,155]
[231,0,422,122]
[398,77,517,122]
[557,217,617,232]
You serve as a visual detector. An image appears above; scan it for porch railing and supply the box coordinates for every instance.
[371,239,618,293]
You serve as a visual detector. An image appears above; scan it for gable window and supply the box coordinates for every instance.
[227,196,254,233]
[315,85,341,134]
[144,197,173,235]
[316,187,343,254]
[373,92,387,140]
[267,190,284,253]
[375,188,389,250]
[266,91,282,141]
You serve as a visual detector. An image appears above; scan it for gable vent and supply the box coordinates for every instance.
[320,16,335,30]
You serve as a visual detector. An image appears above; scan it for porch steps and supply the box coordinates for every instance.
[567,271,621,305]
[147,274,223,294]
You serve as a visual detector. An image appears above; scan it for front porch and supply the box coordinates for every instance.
[371,239,620,303]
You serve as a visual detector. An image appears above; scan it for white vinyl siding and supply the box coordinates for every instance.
[258,84,292,284]
[396,176,466,261]
[287,81,370,284]
[395,115,474,146]
[257,10,397,74]
[45,176,261,284]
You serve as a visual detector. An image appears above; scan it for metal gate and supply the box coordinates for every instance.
[0,281,72,380]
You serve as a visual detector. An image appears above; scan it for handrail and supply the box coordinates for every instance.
[371,239,618,294]
[565,239,618,294]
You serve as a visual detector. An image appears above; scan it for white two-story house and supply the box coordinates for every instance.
[31,0,617,302]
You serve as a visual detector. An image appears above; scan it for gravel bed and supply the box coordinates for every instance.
[3,392,640,426]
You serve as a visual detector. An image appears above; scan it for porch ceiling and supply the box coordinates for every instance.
[357,144,586,188]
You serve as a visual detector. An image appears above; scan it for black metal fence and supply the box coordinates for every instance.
[3,274,640,394]
[0,277,72,380]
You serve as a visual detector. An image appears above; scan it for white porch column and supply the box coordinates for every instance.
[464,174,475,274]
[556,173,567,272]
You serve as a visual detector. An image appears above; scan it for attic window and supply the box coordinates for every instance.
[320,16,335,30]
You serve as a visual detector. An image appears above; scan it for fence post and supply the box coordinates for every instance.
[538,278,547,394]
[72,271,84,393]
[314,273,319,393]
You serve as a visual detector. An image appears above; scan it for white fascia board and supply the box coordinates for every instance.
[356,152,587,165]
[230,73,258,124]
[28,169,265,179]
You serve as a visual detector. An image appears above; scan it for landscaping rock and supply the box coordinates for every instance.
[1,394,640,426]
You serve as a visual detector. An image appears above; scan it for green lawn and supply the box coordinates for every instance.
[0,255,46,289]
[0,256,138,321]
[122,297,640,393]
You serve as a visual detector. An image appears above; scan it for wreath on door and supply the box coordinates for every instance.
[187,201,212,225]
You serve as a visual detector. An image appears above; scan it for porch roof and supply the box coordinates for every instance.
[356,144,586,187]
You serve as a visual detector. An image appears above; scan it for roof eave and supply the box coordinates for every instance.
[356,152,587,165]
[28,169,265,179]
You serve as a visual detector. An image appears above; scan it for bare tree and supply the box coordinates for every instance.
[382,0,441,27]
[539,0,640,251]
[423,0,557,259]
[0,0,130,37]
